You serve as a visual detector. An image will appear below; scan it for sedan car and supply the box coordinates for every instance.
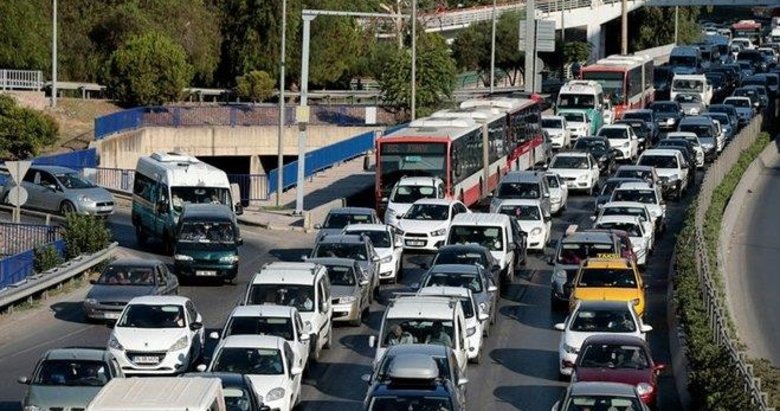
[673,92,706,116]
[592,216,651,267]
[551,381,651,411]
[545,172,569,214]
[18,348,123,411]
[1,165,115,216]
[572,137,617,175]
[597,201,656,241]
[554,300,653,378]
[309,234,380,301]
[573,335,667,407]
[108,296,205,375]
[597,125,639,162]
[394,198,470,252]
[495,199,552,251]
[649,101,684,131]
[416,264,498,327]
[83,258,178,322]
[558,110,591,141]
[547,152,600,195]
[428,244,500,285]
[343,223,404,283]
[569,258,646,317]
[722,96,755,126]
[314,207,379,242]
[307,257,370,326]
[620,109,659,147]
[593,178,643,213]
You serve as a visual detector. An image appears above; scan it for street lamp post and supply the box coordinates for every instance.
[51,0,57,108]
[490,0,497,93]
[411,0,417,120]
[277,0,286,207]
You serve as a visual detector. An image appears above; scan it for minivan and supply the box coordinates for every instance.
[173,204,242,282]
[489,171,551,215]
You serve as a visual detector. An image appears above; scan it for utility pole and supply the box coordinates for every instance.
[490,0,497,93]
[411,0,417,120]
[560,0,566,80]
[524,0,537,93]
[674,6,679,44]
[276,0,286,207]
[621,0,627,55]
[51,0,57,108]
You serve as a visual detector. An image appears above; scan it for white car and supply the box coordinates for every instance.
[602,100,615,125]
[730,37,754,50]
[597,124,639,162]
[554,300,653,377]
[384,177,445,227]
[558,111,590,141]
[667,132,705,168]
[418,286,489,363]
[593,215,651,266]
[494,199,551,251]
[201,335,303,411]
[545,173,568,214]
[610,182,666,234]
[547,152,600,195]
[637,148,690,200]
[343,223,404,283]
[542,116,572,149]
[108,296,205,375]
[395,198,470,252]
[597,201,656,241]
[209,305,311,371]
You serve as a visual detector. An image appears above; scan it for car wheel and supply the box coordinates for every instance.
[469,347,483,364]
[59,200,76,215]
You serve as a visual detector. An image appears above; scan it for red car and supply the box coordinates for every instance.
[572,334,666,406]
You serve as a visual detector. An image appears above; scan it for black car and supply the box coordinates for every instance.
[649,101,684,131]
[709,64,742,86]
[656,140,697,187]
[704,71,730,103]
[734,86,768,109]
[572,136,617,174]
[180,372,266,411]
[653,65,673,100]
[620,109,660,146]
[738,49,768,72]
[614,119,655,151]
[427,244,501,284]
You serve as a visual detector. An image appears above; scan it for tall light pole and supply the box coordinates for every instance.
[621,0,628,55]
[51,0,57,108]
[560,0,566,80]
[411,0,417,120]
[674,6,679,45]
[276,0,286,207]
[490,0,497,93]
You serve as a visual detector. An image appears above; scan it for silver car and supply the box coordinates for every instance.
[308,257,371,326]
[2,165,114,216]
[309,234,381,302]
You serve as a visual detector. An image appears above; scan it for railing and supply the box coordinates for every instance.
[0,223,62,258]
[228,174,269,203]
[690,114,775,410]
[32,148,98,170]
[90,167,135,194]
[0,69,44,91]
[0,240,64,291]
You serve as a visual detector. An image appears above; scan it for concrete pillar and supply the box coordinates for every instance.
[587,22,604,63]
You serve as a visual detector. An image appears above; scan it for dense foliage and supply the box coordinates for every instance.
[236,70,277,102]
[0,95,59,160]
[34,244,64,273]
[63,213,111,259]
[632,6,702,51]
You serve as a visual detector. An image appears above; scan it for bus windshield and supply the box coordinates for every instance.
[379,142,447,196]
[557,94,595,110]
[171,187,231,213]
[582,71,624,103]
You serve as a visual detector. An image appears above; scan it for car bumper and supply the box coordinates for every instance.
[83,304,124,321]
[401,234,446,251]
[174,261,238,279]
[466,330,483,359]
[615,148,631,159]
[526,232,546,250]
[558,349,578,376]
[79,202,115,216]
[550,135,566,148]
[550,197,563,213]
[562,178,593,190]
[111,347,191,375]
[378,261,397,280]
[332,302,361,322]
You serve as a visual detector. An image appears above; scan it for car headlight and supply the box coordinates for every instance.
[174,254,193,262]
[631,298,641,306]
[666,118,675,125]
[577,174,588,181]
[636,382,654,396]
[84,298,97,307]
[338,296,356,304]
[431,229,447,237]
[380,255,393,263]
[265,387,286,402]
[466,326,477,337]
[394,227,405,236]
[23,406,43,411]
[169,335,189,352]
[531,227,542,236]
[77,195,96,204]
[108,335,123,351]
[219,255,240,264]
[563,343,578,354]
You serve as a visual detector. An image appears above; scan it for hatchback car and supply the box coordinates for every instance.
[673,92,706,115]
[573,137,617,175]
[394,198,470,252]
[593,178,643,213]
[343,223,404,283]
[419,286,489,362]
[314,207,379,241]
[545,172,569,214]
[649,101,684,130]
[552,381,651,411]
[495,199,552,251]
[307,257,371,326]
[309,234,380,301]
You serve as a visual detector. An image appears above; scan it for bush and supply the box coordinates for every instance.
[0,94,59,160]
[33,244,63,273]
[235,70,276,103]
[105,32,194,106]
[63,214,111,259]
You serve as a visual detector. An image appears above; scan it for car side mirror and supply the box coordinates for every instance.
[190,322,203,331]
[46,184,59,192]
[641,324,654,333]
[196,364,207,372]
[478,312,490,322]
[314,224,322,229]
[547,256,554,265]
[299,333,310,342]
[491,264,501,272]
[361,374,372,383]
[372,255,380,263]
[17,376,29,385]
[488,285,498,293]
[209,331,220,340]
[458,378,469,386]
[654,363,668,374]
[291,365,304,376]
[368,335,377,348]
[360,279,370,286]
[89,279,97,285]
[544,215,551,223]
[411,282,420,289]
[554,323,566,331]
[300,255,308,261]
[234,203,243,215]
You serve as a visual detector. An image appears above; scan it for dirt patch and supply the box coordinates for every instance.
[40,99,122,154]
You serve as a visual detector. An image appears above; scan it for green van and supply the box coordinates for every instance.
[173,204,242,283]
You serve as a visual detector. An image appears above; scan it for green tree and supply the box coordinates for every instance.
[379,32,456,118]
[0,95,58,160]
[236,70,276,102]
[633,7,701,51]
[564,41,591,64]
[0,1,51,72]
[105,32,194,106]
[62,213,111,259]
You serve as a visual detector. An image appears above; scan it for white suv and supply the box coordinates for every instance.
[598,124,639,161]
[547,152,600,195]
[108,296,204,375]
[637,149,690,201]
[418,286,489,364]
[395,198,469,252]
[244,262,333,363]
[384,177,445,227]
[494,199,551,251]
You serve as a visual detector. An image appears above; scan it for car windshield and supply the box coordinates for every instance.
[674,93,701,103]
[708,114,729,125]
[497,182,540,199]
[705,74,725,86]
[580,343,650,369]
[613,190,657,204]
[672,79,704,91]
[212,348,284,375]
[563,395,642,411]
[499,204,542,221]
[225,316,294,341]
[54,172,95,189]
[561,112,586,123]
[448,226,504,251]
[391,184,437,204]
[615,169,652,182]
[247,285,315,312]
[323,212,373,229]
[314,243,367,260]
[558,94,596,109]
[33,360,110,387]
[178,221,235,243]
[598,128,628,139]
[382,319,455,348]
[325,265,358,286]
[679,124,713,137]
[574,140,608,155]
[423,271,483,293]
[545,175,560,188]
[651,103,678,113]
[404,204,449,221]
[600,180,630,196]
[578,268,637,288]
[623,112,651,122]
[433,250,486,267]
[596,222,641,237]
[170,187,231,213]
[369,397,452,411]
[95,265,155,285]
[602,207,647,222]
[570,308,637,332]
[551,156,589,169]
[347,229,391,248]
[542,119,564,128]
[557,242,616,265]
[725,98,750,107]
[223,386,254,411]
[639,155,678,168]
[118,304,185,328]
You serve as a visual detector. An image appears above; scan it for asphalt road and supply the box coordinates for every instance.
[0,181,690,411]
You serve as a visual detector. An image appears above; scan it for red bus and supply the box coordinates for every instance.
[375,97,544,208]
[580,54,655,119]
[731,20,762,46]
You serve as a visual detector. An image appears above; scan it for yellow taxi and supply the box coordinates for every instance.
[568,257,646,317]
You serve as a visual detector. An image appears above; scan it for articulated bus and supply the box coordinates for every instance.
[580,54,655,119]
[731,20,762,46]
[375,97,543,208]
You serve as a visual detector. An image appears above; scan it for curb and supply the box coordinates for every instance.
[237,216,310,233]
[666,247,693,410]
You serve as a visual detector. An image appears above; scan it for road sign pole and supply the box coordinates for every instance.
[6,161,31,223]
[524,0,536,93]
[295,14,315,216]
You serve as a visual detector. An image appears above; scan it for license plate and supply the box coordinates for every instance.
[566,182,577,187]
[104,312,120,320]
[406,241,425,246]
[134,356,160,364]
[196,270,217,276]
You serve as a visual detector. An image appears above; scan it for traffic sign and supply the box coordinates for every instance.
[536,20,556,52]
[6,160,31,185]
[7,186,27,207]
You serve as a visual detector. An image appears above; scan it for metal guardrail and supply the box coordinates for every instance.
[690,114,775,411]
[0,69,44,91]
[0,242,118,310]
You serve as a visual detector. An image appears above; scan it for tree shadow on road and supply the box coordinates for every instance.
[338,334,374,359]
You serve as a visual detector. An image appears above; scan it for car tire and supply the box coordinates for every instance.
[469,347,483,364]
[59,200,76,215]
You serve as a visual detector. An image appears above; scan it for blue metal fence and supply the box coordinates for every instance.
[94,108,144,139]
[32,148,98,170]
[0,240,65,290]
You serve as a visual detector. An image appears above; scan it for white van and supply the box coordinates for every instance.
[384,176,445,227]
[86,377,225,411]
[243,262,333,362]
[131,152,242,254]
[369,294,469,377]
[446,213,527,282]
[670,74,713,106]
